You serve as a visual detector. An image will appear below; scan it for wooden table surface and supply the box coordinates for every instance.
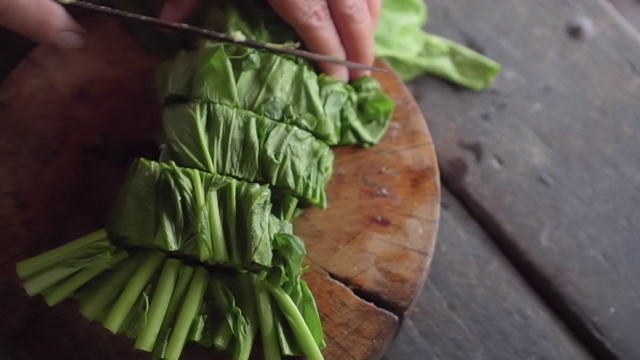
[2,0,640,359]
[386,0,640,359]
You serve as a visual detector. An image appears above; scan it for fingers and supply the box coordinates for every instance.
[268,0,379,82]
[0,0,84,49]
[268,0,349,82]
[367,0,382,27]
[159,0,201,23]
[327,0,373,80]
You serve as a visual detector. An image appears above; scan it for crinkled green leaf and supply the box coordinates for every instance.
[162,102,334,208]
[157,44,394,147]
[339,77,396,146]
[271,195,299,221]
[375,0,501,90]
[107,158,274,268]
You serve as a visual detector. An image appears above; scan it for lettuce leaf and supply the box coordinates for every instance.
[161,102,335,209]
[157,45,394,147]
[375,0,501,90]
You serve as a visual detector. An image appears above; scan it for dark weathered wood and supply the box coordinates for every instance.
[385,190,590,359]
[415,0,640,357]
[0,16,437,360]
[608,0,640,30]
[303,267,398,360]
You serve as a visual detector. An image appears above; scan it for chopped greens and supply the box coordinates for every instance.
[107,158,277,268]
[161,102,334,208]
[156,44,395,147]
[17,236,325,360]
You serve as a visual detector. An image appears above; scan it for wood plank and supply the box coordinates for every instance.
[413,0,640,357]
[385,190,590,359]
[0,15,435,359]
[608,0,640,30]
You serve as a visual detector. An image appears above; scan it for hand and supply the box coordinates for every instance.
[161,0,381,82]
[266,0,381,82]
[0,0,84,49]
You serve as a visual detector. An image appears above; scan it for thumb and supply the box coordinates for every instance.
[0,0,84,49]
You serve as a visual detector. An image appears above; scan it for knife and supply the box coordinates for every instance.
[58,0,387,73]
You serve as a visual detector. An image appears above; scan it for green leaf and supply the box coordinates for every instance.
[157,44,394,148]
[162,102,334,208]
[107,159,275,268]
[374,0,501,90]
[271,195,299,221]
[339,77,395,146]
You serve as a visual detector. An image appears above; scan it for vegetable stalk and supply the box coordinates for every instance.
[103,251,166,333]
[43,250,128,306]
[164,266,209,360]
[79,253,144,321]
[266,282,324,360]
[135,258,182,351]
[16,229,110,279]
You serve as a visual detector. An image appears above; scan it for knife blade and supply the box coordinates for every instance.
[58,0,388,73]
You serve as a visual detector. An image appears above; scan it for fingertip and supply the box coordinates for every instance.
[268,0,350,82]
[56,30,84,49]
[327,0,376,82]
[159,0,201,23]
[0,0,85,47]
[159,1,180,23]
[318,63,349,82]
[368,0,382,28]
[349,69,371,81]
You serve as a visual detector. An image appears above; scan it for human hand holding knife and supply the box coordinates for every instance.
[0,0,385,80]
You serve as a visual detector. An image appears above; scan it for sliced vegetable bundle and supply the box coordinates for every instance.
[17,161,325,360]
[157,45,395,147]
[108,158,282,268]
[161,101,334,209]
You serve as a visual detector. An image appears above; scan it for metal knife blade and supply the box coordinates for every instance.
[59,0,388,73]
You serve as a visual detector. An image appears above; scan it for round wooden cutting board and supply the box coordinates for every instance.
[0,17,439,360]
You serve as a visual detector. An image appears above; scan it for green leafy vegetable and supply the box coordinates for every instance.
[164,266,209,360]
[157,45,394,147]
[16,230,123,299]
[107,158,275,268]
[103,251,165,334]
[161,102,335,208]
[375,0,501,89]
[135,258,182,351]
